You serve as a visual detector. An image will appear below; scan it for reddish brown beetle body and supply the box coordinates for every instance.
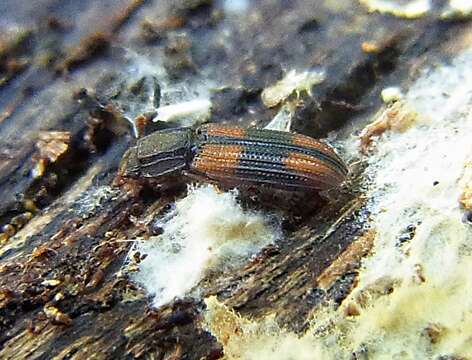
[121,124,348,191]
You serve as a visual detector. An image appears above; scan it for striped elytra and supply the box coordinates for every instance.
[120,123,348,191]
[190,124,348,190]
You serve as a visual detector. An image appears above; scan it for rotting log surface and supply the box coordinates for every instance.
[0,1,470,359]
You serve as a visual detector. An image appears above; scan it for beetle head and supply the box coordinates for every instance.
[119,146,141,177]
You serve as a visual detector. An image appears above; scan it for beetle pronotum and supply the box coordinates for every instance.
[120,124,348,191]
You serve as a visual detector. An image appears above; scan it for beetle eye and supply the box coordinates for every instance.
[195,128,208,140]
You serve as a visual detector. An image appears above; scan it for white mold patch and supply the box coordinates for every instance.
[359,0,431,18]
[441,0,472,19]
[220,0,250,14]
[261,69,325,108]
[153,98,212,125]
[380,86,403,103]
[122,51,216,136]
[340,46,472,358]
[130,185,280,307]
[204,46,472,360]
[204,296,328,360]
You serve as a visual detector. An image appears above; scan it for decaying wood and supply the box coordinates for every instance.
[0,0,470,358]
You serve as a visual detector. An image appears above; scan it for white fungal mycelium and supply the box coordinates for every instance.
[359,0,432,18]
[339,45,472,359]
[153,98,212,125]
[441,0,472,19]
[204,44,472,360]
[380,86,403,103]
[130,185,280,307]
[220,0,250,14]
[261,69,325,108]
[122,51,214,135]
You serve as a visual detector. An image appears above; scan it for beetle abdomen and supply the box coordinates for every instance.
[191,124,347,190]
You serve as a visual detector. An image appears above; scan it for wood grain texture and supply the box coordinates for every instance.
[0,0,468,358]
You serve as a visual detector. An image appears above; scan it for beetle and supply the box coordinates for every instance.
[120,123,348,191]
